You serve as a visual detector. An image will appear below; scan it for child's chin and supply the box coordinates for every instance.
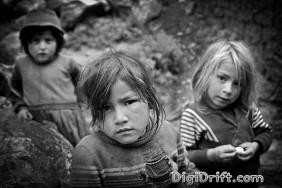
[35,59,50,65]
[118,137,138,145]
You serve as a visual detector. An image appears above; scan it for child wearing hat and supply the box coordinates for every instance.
[10,8,89,146]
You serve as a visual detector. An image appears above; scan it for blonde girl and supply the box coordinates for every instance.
[180,40,272,188]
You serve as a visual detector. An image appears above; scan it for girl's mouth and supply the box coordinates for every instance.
[218,97,229,102]
[117,128,133,133]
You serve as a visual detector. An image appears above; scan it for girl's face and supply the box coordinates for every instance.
[28,30,57,64]
[205,60,242,110]
[100,79,150,144]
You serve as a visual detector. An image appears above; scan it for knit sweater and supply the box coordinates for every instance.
[70,120,198,188]
[180,103,272,175]
[10,54,80,107]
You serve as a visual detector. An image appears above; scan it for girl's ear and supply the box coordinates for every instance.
[91,124,100,133]
[89,120,101,133]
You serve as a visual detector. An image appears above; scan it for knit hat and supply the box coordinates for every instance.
[20,9,64,36]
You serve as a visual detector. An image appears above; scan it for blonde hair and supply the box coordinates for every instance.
[192,40,257,110]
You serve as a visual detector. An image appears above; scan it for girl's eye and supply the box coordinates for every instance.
[217,75,226,81]
[233,81,242,87]
[45,38,55,43]
[104,105,111,111]
[125,99,138,106]
[32,38,40,43]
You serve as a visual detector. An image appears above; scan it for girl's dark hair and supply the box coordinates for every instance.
[19,26,64,56]
[77,50,165,131]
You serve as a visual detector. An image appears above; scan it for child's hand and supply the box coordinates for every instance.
[207,144,236,163]
[236,142,259,161]
[17,107,33,120]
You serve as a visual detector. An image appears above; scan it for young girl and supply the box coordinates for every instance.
[10,9,89,146]
[179,40,272,188]
[70,50,199,187]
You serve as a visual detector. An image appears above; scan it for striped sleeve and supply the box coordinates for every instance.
[180,108,219,148]
[251,107,273,154]
[179,108,216,168]
[251,107,270,129]
[70,145,102,187]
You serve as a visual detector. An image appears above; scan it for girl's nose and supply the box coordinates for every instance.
[223,82,232,95]
[39,41,46,49]
[114,107,128,125]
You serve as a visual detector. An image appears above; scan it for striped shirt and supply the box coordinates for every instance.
[179,103,272,172]
[180,105,270,148]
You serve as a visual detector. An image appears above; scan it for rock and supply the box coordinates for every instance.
[131,0,163,25]
[45,0,67,10]
[0,109,73,187]
[0,0,14,8]
[60,1,87,30]
[107,0,163,25]
[60,0,112,31]
[14,0,45,15]
[0,31,21,65]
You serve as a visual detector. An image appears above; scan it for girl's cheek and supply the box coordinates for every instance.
[129,102,142,111]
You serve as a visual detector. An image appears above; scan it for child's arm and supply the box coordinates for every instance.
[10,64,29,115]
[70,144,102,187]
[69,58,84,103]
[237,107,272,161]
[180,109,211,168]
[69,58,82,85]
[250,107,272,154]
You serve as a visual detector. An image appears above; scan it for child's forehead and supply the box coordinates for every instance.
[112,78,142,94]
[113,78,136,91]
[216,60,245,79]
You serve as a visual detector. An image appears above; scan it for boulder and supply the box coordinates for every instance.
[14,0,45,15]
[0,31,21,65]
[107,0,162,25]
[0,109,73,188]
[131,0,163,25]
[60,0,112,31]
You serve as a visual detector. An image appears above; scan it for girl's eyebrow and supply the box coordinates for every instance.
[120,93,139,101]
[216,71,230,77]
[217,68,232,74]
